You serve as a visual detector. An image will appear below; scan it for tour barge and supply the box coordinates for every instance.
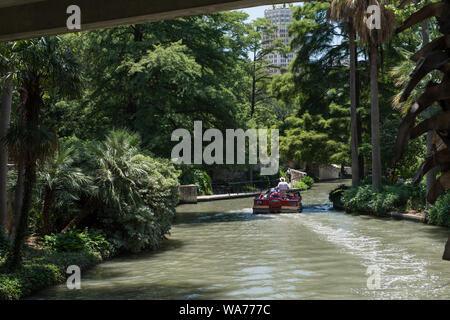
[253,191,302,214]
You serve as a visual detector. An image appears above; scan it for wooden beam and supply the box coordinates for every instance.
[0,0,297,42]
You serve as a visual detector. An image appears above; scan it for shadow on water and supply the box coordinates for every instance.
[302,204,333,213]
[122,238,186,261]
[175,211,274,225]
[33,280,228,300]
[419,225,450,241]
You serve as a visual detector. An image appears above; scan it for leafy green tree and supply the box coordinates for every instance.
[246,18,286,117]
[280,108,350,169]
[61,13,252,157]
[289,2,348,115]
[274,2,351,170]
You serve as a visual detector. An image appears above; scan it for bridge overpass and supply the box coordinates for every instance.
[0,0,300,42]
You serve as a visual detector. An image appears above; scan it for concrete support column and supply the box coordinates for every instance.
[178,185,198,204]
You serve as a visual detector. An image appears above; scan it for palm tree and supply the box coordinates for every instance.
[354,0,396,191]
[38,145,91,235]
[4,37,81,269]
[419,17,439,205]
[329,0,395,190]
[328,0,365,186]
[60,130,147,233]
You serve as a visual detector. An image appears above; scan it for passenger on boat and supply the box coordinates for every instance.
[260,192,269,199]
[278,177,289,199]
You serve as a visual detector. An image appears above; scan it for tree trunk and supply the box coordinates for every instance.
[7,83,41,269]
[41,186,55,235]
[426,132,439,203]
[349,22,360,186]
[356,54,364,179]
[251,48,257,117]
[61,206,90,234]
[443,236,450,261]
[369,41,382,192]
[357,112,364,178]
[5,162,36,270]
[10,160,25,240]
[0,80,13,233]
[420,18,437,205]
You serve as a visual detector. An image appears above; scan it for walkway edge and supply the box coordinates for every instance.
[195,188,305,203]
[389,211,426,223]
[197,192,260,202]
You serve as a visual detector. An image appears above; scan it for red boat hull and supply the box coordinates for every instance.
[253,192,302,214]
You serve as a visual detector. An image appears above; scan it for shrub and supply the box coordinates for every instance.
[293,181,308,191]
[192,169,213,195]
[0,248,104,300]
[0,231,10,258]
[178,166,212,195]
[428,193,450,227]
[302,176,315,188]
[0,275,22,300]
[340,182,426,216]
[359,175,391,186]
[42,229,116,258]
[86,131,180,253]
[329,184,349,210]
[43,230,90,252]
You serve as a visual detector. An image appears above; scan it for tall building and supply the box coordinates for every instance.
[263,4,296,75]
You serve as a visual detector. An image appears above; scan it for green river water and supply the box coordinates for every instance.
[31,180,450,300]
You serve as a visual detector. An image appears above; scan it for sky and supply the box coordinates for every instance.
[239,5,271,21]
[237,3,302,22]
[235,3,303,59]
[238,2,342,53]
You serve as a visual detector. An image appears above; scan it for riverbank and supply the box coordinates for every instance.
[329,182,450,228]
[0,242,112,300]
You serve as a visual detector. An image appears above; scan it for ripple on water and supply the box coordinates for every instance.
[297,212,450,299]
[30,181,450,300]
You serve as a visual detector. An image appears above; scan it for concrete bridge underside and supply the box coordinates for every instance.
[0,0,299,42]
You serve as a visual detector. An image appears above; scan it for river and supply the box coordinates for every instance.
[31,180,450,300]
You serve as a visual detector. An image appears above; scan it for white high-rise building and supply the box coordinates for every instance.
[263,4,296,74]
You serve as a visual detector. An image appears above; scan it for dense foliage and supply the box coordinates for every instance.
[428,193,450,227]
[43,229,115,258]
[77,130,180,252]
[292,176,315,191]
[272,2,430,178]
[1,1,450,299]
[293,181,308,191]
[179,167,213,195]
[340,182,426,216]
[0,239,109,300]
[301,176,315,188]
